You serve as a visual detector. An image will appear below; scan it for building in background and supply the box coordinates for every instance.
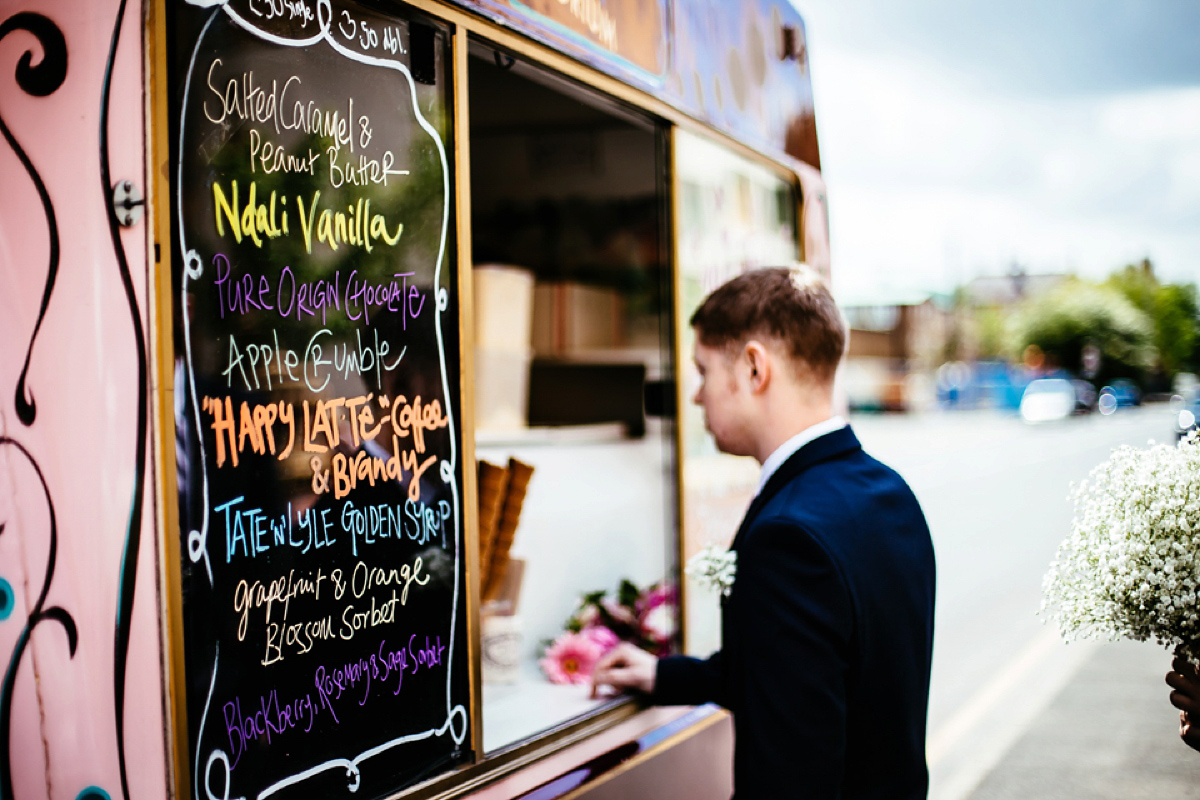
[841,291,954,411]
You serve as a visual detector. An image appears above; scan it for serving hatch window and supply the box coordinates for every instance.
[465,40,679,754]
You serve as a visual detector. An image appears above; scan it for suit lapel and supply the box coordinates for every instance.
[729,426,862,552]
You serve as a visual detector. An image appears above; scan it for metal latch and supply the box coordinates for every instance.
[112,180,144,227]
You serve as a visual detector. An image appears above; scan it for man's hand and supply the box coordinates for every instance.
[591,643,657,699]
[1166,649,1200,751]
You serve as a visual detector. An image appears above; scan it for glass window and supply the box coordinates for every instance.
[674,129,800,656]
[467,43,678,753]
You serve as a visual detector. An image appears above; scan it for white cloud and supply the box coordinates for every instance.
[808,46,1200,299]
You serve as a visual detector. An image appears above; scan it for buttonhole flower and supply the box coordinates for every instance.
[686,544,738,597]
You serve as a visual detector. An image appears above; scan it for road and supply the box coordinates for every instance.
[850,403,1200,799]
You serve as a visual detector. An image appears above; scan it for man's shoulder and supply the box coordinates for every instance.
[776,438,916,507]
[757,444,927,550]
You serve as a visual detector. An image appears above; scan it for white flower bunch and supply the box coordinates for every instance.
[686,544,737,597]
[1042,433,1200,657]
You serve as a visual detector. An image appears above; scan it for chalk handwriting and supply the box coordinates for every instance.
[233,567,329,641]
[212,494,450,567]
[212,257,426,330]
[326,444,436,503]
[241,558,426,664]
[262,614,337,665]
[335,8,406,57]
[213,183,405,252]
[246,0,316,26]
[315,633,447,724]
[204,61,355,149]
[200,395,296,467]
[221,632,446,767]
[248,128,320,176]
[222,328,405,394]
[222,263,426,332]
[224,688,319,770]
[199,391,446,474]
[302,393,448,453]
[214,497,336,563]
[348,556,428,603]
[326,146,408,189]
[339,590,402,641]
[341,497,452,554]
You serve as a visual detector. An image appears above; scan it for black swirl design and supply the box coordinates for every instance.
[0,437,79,800]
[0,12,67,427]
[97,2,144,800]
[1,8,148,800]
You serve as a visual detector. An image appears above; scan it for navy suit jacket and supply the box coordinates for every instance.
[655,426,936,799]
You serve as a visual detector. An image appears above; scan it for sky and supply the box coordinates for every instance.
[793,0,1200,303]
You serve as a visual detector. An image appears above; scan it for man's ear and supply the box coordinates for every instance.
[743,340,771,394]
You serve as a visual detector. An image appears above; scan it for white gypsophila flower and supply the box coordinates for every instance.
[1041,431,1200,658]
[685,544,737,597]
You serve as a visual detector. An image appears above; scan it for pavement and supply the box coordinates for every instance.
[963,639,1200,799]
[851,406,1200,799]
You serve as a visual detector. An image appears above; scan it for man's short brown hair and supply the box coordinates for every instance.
[690,266,846,383]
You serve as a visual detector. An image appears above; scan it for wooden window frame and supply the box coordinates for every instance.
[144,1,807,797]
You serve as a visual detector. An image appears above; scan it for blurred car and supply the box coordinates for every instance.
[1175,397,1200,441]
[1019,378,1077,423]
[1070,379,1097,413]
[1100,379,1141,409]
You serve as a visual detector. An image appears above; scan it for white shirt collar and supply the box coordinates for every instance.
[756,416,847,496]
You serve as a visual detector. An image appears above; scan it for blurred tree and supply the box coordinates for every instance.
[1155,284,1200,374]
[1105,259,1199,377]
[1008,279,1154,384]
[973,307,1008,360]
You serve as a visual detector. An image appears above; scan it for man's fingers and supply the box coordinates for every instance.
[593,651,623,675]
[1167,670,1200,714]
[1167,670,1200,707]
[1172,654,1200,678]
[591,664,635,698]
[593,664,635,688]
[592,643,656,696]
[1182,712,1200,752]
[592,645,634,696]
[1170,688,1200,715]
[1166,670,1194,693]
[594,651,634,679]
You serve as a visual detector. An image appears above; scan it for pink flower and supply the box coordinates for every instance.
[572,603,600,629]
[637,583,676,617]
[638,584,677,646]
[602,598,639,629]
[540,632,604,685]
[640,604,675,646]
[581,625,619,654]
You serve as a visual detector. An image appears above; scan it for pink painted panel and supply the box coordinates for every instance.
[0,2,170,800]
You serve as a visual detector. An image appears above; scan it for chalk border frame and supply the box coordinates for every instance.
[173,2,467,798]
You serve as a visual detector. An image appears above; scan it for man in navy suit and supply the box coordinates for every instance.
[592,267,936,799]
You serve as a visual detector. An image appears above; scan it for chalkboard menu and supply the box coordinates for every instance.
[168,2,469,797]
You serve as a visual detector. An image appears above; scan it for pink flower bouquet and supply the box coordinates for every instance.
[540,579,677,683]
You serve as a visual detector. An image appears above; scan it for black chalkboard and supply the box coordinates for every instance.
[168,2,469,797]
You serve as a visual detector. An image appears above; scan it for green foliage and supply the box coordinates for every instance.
[1155,284,1200,373]
[1105,261,1198,374]
[1008,279,1154,381]
[618,579,641,609]
[974,308,1008,360]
